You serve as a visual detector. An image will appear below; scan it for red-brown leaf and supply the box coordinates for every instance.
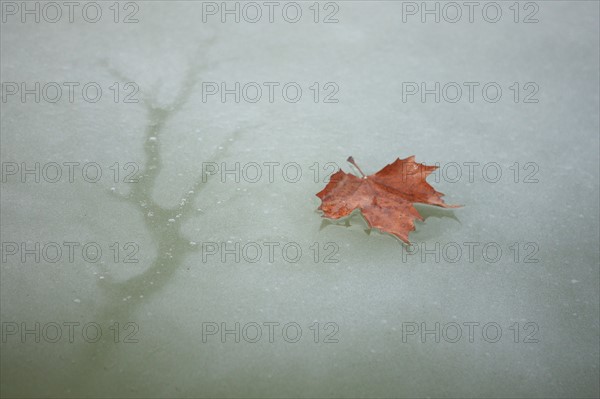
[316,156,460,243]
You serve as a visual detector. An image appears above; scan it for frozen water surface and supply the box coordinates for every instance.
[1,1,599,397]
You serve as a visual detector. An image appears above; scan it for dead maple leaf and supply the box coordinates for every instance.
[316,156,460,243]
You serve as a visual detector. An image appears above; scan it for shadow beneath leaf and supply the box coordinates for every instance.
[317,204,460,243]
[414,204,460,224]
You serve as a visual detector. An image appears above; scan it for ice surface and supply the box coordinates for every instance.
[1,1,599,397]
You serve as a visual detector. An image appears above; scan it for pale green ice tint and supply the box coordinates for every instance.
[1,1,599,398]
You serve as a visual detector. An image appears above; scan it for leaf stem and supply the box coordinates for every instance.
[347,156,366,178]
